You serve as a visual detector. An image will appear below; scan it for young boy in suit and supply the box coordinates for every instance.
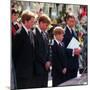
[51,26,67,87]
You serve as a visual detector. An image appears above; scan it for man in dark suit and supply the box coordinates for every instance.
[33,14,51,88]
[63,15,81,81]
[11,8,19,89]
[51,26,67,87]
[12,10,35,89]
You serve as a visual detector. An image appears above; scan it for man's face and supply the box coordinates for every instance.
[26,17,35,30]
[39,22,49,31]
[67,17,76,28]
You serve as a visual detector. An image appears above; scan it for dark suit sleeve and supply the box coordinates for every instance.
[35,37,48,64]
[63,30,73,58]
[52,45,67,71]
[52,45,60,70]
[58,47,67,68]
[12,33,24,61]
[65,48,73,57]
[63,34,70,48]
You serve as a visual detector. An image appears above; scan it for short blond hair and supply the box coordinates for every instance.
[21,10,35,24]
[53,26,64,35]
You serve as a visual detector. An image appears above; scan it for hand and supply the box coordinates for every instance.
[62,68,67,74]
[74,48,81,56]
[45,61,51,71]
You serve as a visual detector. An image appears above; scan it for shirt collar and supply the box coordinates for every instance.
[22,23,29,34]
[36,25,48,33]
[67,25,75,32]
[67,25,72,33]
[36,25,42,33]
[54,37,61,45]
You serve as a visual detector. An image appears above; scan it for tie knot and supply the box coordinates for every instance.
[28,31,33,36]
[41,31,48,41]
[41,31,44,34]
[28,31,30,34]
[59,42,64,47]
[41,32,45,36]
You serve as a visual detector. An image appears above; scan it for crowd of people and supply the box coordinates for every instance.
[11,7,87,89]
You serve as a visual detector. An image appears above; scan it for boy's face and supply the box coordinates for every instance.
[39,22,49,31]
[55,33,64,42]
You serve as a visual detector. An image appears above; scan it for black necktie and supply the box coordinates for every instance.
[28,31,34,47]
[41,32,48,41]
[41,32,48,51]
[71,28,77,38]
[59,42,64,47]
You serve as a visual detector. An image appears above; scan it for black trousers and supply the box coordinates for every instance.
[16,77,36,89]
[65,69,78,81]
[52,73,66,87]
[33,74,48,88]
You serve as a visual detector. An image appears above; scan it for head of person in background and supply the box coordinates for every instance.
[11,8,22,31]
[11,8,19,23]
[38,8,43,17]
[21,10,35,30]
[38,14,51,32]
[66,15,76,28]
[53,26,64,42]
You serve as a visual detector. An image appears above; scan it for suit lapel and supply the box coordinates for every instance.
[66,26,78,40]
[21,26,34,47]
[54,40,61,49]
[36,28,44,42]
[66,27,72,38]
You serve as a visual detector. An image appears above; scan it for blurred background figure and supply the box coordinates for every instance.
[81,33,87,74]
[38,8,44,17]
[11,8,19,38]
[11,8,19,89]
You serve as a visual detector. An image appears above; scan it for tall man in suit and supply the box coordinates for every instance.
[63,15,81,80]
[12,10,35,89]
[33,14,51,88]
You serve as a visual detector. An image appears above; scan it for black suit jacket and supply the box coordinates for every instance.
[63,26,79,69]
[51,40,67,75]
[13,26,35,79]
[34,28,49,75]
